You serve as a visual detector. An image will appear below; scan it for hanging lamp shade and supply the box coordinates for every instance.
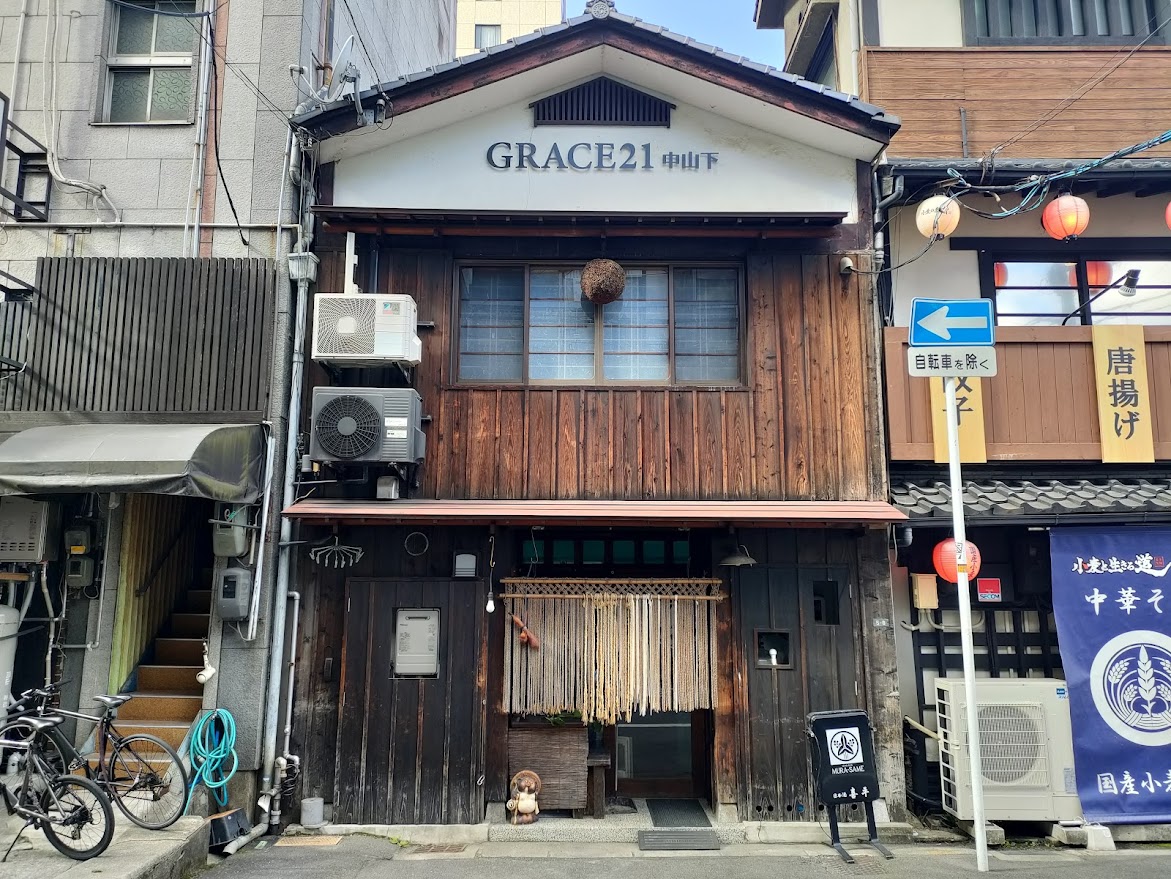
[993,262,1009,288]
[915,195,961,240]
[1042,194,1090,241]
[719,545,757,567]
[932,537,982,584]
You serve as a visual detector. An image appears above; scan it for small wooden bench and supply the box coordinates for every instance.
[584,747,612,819]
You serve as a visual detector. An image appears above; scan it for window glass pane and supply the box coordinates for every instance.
[108,69,150,122]
[603,269,668,380]
[459,267,524,381]
[529,269,595,381]
[583,540,605,564]
[672,540,690,565]
[643,540,665,565]
[993,261,1078,325]
[522,539,544,564]
[116,5,155,55]
[552,540,575,565]
[1089,260,1171,325]
[149,68,192,120]
[613,540,636,564]
[154,3,198,53]
[475,24,502,49]
[674,268,740,382]
[813,581,841,625]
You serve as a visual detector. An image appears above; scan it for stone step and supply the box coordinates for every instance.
[169,613,210,638]
[113,720,191,750]
[137,664,202,694]
[116,692,203,723]
[155,637,204,665]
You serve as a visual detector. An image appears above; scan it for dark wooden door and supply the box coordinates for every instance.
[737,564,856,821]
[334,578,486,824]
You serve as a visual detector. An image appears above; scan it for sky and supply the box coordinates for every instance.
[613,1,784,66]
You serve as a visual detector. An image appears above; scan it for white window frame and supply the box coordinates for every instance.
[474,24,503,50]
[103,1,199,124]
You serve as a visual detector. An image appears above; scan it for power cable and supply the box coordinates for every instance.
[339,0,387,88]
[206,20,249,247]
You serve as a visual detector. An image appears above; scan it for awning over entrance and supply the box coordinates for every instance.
[0,423,266,503]
[283,498,905,526]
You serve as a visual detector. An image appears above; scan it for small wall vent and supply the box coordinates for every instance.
[530,77,674,127]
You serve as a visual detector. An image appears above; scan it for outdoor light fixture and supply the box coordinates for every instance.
[915,194,961,240]
[1042,193,1091,241]
[1061,268,1141,325]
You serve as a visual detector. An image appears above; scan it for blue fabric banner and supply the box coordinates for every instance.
[1051,527,1171,824]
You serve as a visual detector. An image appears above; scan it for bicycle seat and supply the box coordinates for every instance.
[22,715,64,732]
[94,694,131,709]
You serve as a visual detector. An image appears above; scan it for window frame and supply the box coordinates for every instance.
[959,0,1168,47]
[451,260,746,388]
[474,23,503,50]
[971,245,1171,325]
[102,0,200,125]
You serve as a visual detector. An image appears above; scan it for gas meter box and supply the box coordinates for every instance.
[216,567,252,621]
[212,504,250,558]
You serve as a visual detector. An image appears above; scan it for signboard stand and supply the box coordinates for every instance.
[807,710,894,865]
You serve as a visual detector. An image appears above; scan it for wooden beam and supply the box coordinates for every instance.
[323,223,836,239]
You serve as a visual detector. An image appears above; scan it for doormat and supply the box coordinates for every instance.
[273,836,343,846]
[645,799,712,828]
[637,830,720,851]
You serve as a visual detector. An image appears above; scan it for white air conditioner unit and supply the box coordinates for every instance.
[936,678,1081,823]
[312,293,422,367]
[309,387,425,465]
[0,497,55,562]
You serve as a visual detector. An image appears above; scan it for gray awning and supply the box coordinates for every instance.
[0,424,266,503]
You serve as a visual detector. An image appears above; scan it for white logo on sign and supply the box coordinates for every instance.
[826,727,863,766]
[1089,629,1171,747]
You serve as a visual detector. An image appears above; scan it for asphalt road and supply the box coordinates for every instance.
[206,835,1171,879]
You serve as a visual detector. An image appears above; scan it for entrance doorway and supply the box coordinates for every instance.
[613,710,712,799]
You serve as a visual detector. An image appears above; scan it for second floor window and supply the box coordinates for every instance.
[963,0,1166,45]
[475,24,502,50]
[457,264,742,385]
[105,1,198,123]
[987,256,1171,325]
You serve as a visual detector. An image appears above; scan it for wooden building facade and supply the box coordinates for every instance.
[287,9,906,826]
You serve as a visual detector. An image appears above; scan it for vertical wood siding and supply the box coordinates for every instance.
[0,258,275,416]
[108,495,201,692]
[312,247,883,501]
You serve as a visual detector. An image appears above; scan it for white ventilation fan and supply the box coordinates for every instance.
[312,293,422,366]
[936,678,1082,822]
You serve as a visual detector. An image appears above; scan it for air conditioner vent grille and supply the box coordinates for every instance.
[316,297,377,355]
[314,395,381,459]
[978,703,1048,787]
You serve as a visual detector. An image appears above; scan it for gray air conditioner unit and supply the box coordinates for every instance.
[309,388,425,464]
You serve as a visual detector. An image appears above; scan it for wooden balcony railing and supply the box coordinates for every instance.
[885,326,1171,461]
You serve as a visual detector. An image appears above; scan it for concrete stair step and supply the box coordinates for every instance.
[138,664,202,694]
[116,692,203,722]
[184,590,212,614]
[169,613,210,638]
[155,637,204,665]
[114,720,191,750]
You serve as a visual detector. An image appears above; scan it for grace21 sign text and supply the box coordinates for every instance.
[486,141,719,172]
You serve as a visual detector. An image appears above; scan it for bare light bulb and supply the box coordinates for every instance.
[486,596,496,614]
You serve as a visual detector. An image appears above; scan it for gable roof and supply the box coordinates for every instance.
[294,6,898,148]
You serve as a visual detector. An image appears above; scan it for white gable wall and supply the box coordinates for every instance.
[332,97,861,218]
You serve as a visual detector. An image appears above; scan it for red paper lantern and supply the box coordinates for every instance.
[1042,194,1090,241]
[1069,260,1114,289]
[993,262,1008,288]
[1165,199,1171,232]
[932,538,982,584]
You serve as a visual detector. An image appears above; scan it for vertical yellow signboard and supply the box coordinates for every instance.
[1092,325,1154,463]
[930,376,987,464]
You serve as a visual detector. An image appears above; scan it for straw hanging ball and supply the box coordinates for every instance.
[581,258,626,304]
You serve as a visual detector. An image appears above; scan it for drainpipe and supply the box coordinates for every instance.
[257,250,317,832]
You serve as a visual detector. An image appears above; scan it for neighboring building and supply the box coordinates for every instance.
[290,4,906,828]
[759,0,1171,822]
[0,0,454,827]
[456,0,564,56]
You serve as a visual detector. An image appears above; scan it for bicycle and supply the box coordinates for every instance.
[4,684,189,830]
[0,714,114,861]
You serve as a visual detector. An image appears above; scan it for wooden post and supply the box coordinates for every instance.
[857,528,906,821]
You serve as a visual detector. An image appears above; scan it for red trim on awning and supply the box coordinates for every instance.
[283,499,905,527]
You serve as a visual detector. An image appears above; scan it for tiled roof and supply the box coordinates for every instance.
[891,479,1171,521]
[294,6,896,130]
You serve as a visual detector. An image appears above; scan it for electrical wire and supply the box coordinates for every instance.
[206,21,248,247]
[339,0,388,89]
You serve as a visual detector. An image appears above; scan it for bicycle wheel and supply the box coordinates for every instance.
[0,720,68,776]
[39,775,114,860]
[106,733,189,829]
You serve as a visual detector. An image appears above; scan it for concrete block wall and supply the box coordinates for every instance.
[455,0,563,57]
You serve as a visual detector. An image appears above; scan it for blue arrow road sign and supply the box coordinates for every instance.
[909,298,995,347]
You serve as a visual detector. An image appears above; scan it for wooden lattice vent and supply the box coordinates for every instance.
[530,77,675,127]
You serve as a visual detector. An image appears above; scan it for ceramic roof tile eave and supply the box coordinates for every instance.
[891,478,1171,522]
[292,14,895,136]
